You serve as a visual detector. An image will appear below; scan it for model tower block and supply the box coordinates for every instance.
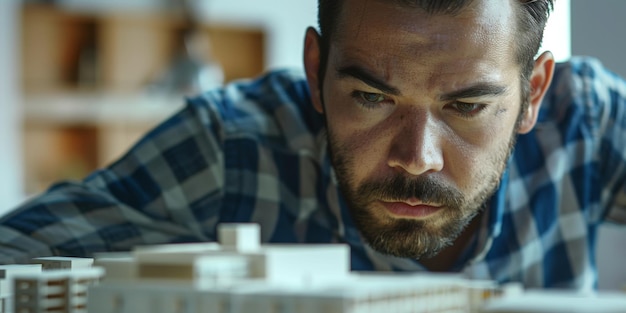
[13,267,103,313]
[0,264,43,313]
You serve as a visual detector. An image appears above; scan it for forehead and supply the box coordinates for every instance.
[334,0,515,44]
[330,0,518,89]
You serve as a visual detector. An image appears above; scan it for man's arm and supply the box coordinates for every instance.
[0,98,226,264]
[577,58,626,225]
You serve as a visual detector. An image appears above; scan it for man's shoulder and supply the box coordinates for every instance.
[539,56,626,125]
[186,68,325,150]
[550,56,626,101]
[188,68,310,112]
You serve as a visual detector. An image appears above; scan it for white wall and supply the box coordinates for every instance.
[540,0,571,62]
[0,0,23,216]
[571,0,626,77]
[570,0,626,291]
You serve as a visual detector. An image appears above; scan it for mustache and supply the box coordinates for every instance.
[356,174,464,208]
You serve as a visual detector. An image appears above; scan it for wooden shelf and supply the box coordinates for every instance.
[23,92,184,125]
[21,3,266,92]
[20,3,266,194]
[23,92,185,193]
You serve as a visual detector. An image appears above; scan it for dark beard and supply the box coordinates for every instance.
[327,128,515,260]
[331,148,479,258]
[344,173,483,259]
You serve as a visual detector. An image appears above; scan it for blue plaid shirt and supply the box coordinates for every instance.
[1,57,625,291]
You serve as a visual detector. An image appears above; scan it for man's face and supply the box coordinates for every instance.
[313,0,527,259]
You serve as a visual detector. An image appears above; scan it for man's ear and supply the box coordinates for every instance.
[517,51,555,134]
[303,27,325,114]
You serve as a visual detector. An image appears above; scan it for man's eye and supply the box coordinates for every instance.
[450,101,486,116]
[350,91,391,110]
[359,92,386,103]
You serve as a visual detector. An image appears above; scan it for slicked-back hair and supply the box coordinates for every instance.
[316,0,555,90]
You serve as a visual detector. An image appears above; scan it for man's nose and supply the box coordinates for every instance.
[387,111,444,176]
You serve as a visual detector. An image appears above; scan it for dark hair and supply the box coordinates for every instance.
[317,0,554,85]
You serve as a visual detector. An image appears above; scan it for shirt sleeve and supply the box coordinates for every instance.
[0,96,226,264]
[576,58,626,224]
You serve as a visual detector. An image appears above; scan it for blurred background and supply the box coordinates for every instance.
[0,0,317,205]
[0,0,624,290]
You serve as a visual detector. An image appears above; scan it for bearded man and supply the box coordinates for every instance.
[2,0,626,292]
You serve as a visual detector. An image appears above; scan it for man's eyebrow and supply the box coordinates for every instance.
[336,65,401,96]
[440,83,508,101]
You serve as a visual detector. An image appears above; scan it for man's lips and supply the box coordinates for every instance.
[379,200,442,218]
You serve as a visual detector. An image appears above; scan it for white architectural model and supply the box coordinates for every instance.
[0,223,624,313]
[87,223,500,313]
